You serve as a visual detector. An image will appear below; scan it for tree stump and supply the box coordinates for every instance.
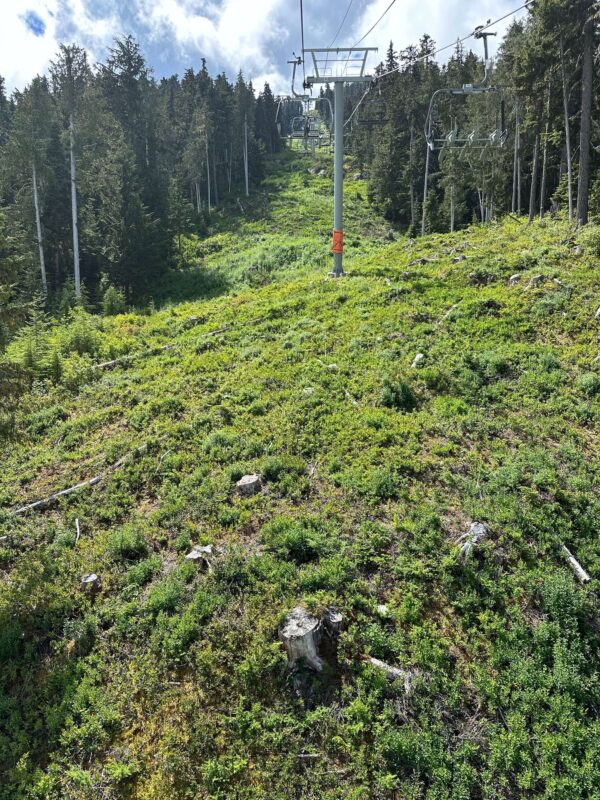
[279,607,323,671]
[185,545,213,569]
[236,474,262,497]
[457,522,489,560]
[80,573,101,596]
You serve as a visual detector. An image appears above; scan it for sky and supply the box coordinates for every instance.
[0,0,531,95]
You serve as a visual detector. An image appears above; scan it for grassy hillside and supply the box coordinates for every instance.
[1,152,600,800]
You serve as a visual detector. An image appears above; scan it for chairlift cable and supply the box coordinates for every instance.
[377,0,536,79]
[324,0,354,75]
[329,0,354,48]
[346,0,536,125]
[352,0,399,48]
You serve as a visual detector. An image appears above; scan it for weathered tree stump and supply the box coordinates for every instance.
[322,607,343,636]
[185,545,214,569]
[279,607,323,671]
[236,474,262,497]
[80,573,101,596]
[457,522,489,560]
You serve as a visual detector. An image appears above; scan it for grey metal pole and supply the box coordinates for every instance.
[332,80,344,277]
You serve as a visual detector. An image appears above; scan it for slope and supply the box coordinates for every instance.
[1,153,600,800]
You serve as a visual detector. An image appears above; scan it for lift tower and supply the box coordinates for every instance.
[303,47,376,277]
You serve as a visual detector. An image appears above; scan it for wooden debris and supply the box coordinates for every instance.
[322,607,343,636]
[442,302,460,321]
[11,439,161,516]
[526,274,546,289]
[457,522,489,560]
[236,474,262,497]
[509,274,521,286]
[279,607,323,671]
[185,544,214,569]
[80,573,101,595]
[561,545,591,584]
[96,344,174,371]
[75,518,81,543]
[366,656,415,693]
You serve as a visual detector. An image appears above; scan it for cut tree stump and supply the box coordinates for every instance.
[457,522,489,560]
[279,607,323,671]
[322,607,343,636]
[185,545,214,569]
[80,573,101,595]
[236,474,262,497]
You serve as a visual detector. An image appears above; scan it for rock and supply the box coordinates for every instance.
[80,573,101,595]
[376,604,390,618]
[457,522,489,560]
[453,255,467,263]
[236,474,262,497]
[386,229,396,242]
[595,307,600,319]
[574,245,583,256]
[527,274,546,288]
[411,353,425,369]
[279,607,323,671]
[322,607,343,635]
[327,363,339,372]
[185,545,214,568]
[509,274,521,286]
[303,386,315,396]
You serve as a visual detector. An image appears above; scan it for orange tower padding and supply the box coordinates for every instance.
[332,229,344,254]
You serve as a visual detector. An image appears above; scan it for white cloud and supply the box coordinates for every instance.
[0,0,531,95]
[142,0,289,85]
[347,0,531,74]
[0,1,59,90]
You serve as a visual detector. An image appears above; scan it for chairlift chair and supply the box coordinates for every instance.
[424,31,508,153]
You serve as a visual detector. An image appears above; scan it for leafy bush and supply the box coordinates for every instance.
[102,285,127,316]
[260,516,328,564]
[380,377,418,411]
[106,524,149,562]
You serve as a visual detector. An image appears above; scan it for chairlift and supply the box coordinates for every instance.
[424,31,508,153]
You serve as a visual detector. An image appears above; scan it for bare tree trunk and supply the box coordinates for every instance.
[409,122,416,227]
[32,161,47,295]
[69,114,81,299]
[195,181,201,213]
[212,141,219,206]
[576,11,594,226]
[205,136,211,215]
[560,38,574,222]
[450,184,455,233]
[540,79,551,218]
[529,134,540,224]
[244,114,249,197]
[512,108,519,213]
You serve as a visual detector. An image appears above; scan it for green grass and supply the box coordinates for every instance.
[1,152,600,799]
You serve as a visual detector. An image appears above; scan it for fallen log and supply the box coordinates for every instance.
[561,545,591,584]
[10,440,159,516]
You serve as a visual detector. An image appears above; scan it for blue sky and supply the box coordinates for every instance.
[1,0,531,93]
